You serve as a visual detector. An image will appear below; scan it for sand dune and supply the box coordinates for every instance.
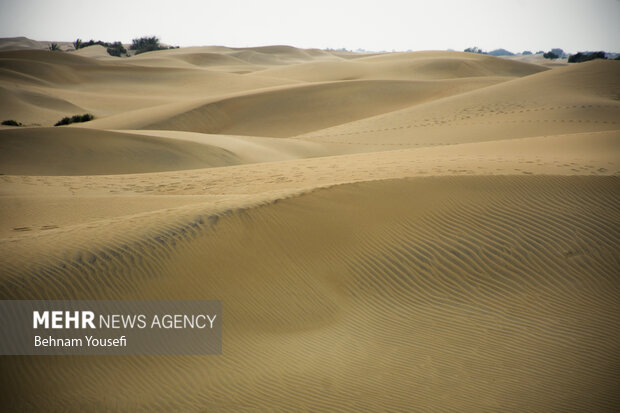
[504,53,568,67]
[298,59,620,146]
[0,127,244,175]
[80,76,510,133]
[0,38,619,411]
[255,50,547,82]
[0,85,86,125]
[1,176,619,411]
[0,36,53,51]
[140,79,514,137]
[1,128,614,238]
[0,49,298,125]
[119,129,334,162]
[71,44,116,59]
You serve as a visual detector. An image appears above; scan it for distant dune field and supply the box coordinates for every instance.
[0,37,619,411]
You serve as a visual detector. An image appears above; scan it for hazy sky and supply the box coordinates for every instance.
[1,0,618,52]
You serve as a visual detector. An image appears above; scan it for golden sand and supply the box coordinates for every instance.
[0,39,619,411]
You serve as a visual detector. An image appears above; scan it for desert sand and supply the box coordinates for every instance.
[0,37,619,411]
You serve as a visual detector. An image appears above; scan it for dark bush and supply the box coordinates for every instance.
[2,119,22,126]
[73,38,83,50]
[543,51,559,60]
[54,113,94,126]
[129,36,177,54]
[79,39,107,48]
[73,113,93,123]
[55,117,71,126]
[48,43,61,52]
[568,51,607,63]
[130,36,164,54]
[106,42,127,57]
[464,46,484,54]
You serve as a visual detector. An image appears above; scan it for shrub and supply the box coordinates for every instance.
[48,43,61,52]
[54,113,94,126]
[464,46,484,54]
[73,38,83,50]
[522,51,532,55]
[130,36,164,54]
[106,42,127,57]
[129,36,177,54]
[74,113,94,122]
[2,119,22,126]
[55,117,71,126]
[79,39,103,49]
[543,51,559,60]
[568,51,607,63]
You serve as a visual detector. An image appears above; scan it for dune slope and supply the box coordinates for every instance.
[255,50,548,82]
[1,176,619,411]
[298,60,620,146]
[142,79,512,137]
[0,127,243,174]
